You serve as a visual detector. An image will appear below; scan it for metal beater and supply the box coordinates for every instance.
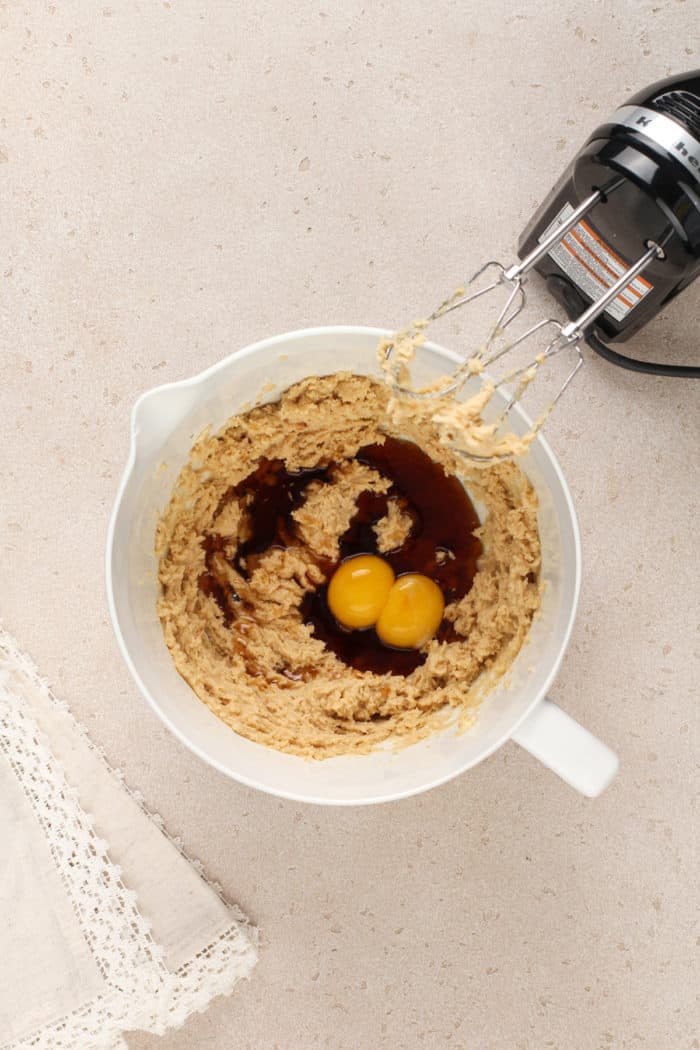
[384,70,700,461]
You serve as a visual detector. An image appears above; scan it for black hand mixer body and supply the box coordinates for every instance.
[518,71,700,376]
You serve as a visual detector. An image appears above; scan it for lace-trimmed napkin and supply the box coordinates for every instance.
[0,628,258,1049]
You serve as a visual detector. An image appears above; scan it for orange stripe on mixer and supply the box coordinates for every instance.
[568,229,643,300]
[559,238,636,309]
[577,219,653,292]
[578,219,653,280]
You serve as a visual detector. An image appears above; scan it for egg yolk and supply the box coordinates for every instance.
[376,573,445,650]
[327,554,396,630]
[327,556,445,650]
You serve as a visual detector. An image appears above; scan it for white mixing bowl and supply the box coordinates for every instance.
[106,327,618,804]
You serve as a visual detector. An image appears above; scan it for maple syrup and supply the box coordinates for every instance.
[197,437,482,677]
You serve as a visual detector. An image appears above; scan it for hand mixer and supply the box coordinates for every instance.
[385,70,700,459]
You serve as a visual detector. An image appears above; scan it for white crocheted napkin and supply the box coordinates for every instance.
[0,628,257,1050]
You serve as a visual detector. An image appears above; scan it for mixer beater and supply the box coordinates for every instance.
[383,70,700,462]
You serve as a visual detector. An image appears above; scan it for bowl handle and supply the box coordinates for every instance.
[511,698,618,797]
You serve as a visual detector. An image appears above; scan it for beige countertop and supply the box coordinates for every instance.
[2,2,698,1047]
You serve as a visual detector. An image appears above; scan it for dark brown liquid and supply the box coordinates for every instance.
[197,459,332,626]
[197,437,482,677]
[232,459,332,577]
[302,438,482,674]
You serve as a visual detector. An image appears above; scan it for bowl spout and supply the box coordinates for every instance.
[130,382,199,461]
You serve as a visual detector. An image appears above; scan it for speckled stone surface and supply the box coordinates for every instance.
[1,3,698,1048]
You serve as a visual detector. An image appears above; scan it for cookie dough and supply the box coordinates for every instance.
[156,372,541,758]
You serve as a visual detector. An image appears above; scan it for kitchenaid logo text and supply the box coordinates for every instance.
[672,139,699,169]
[633,113,700,168]
[611,105,700,182]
